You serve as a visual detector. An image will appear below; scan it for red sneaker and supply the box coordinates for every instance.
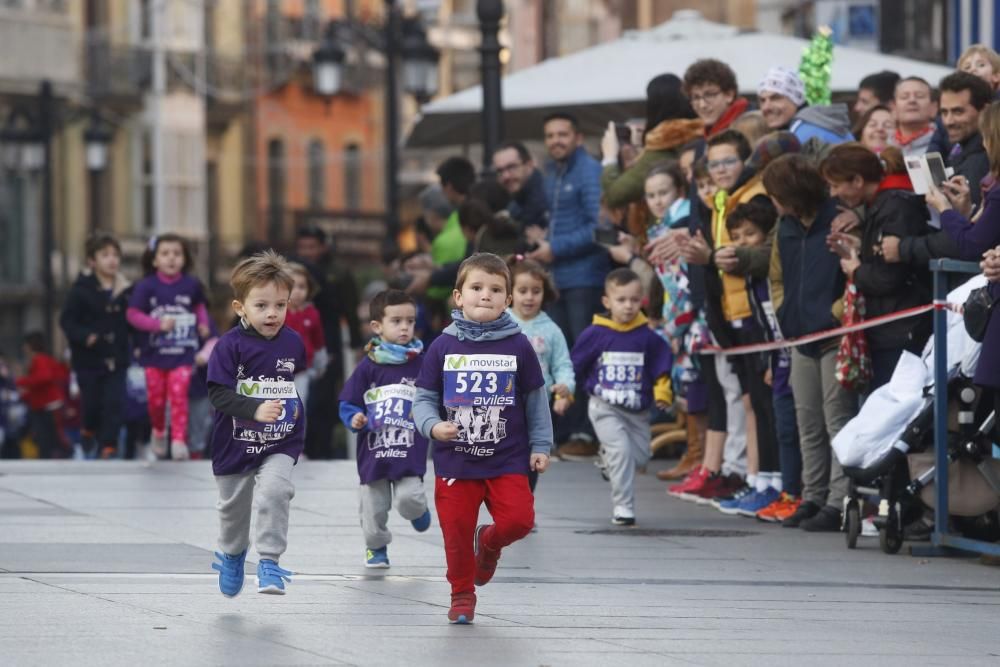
[667,466,708,499]
[693,473,743,505]
[473,524,500,586]
[448,592,477,624]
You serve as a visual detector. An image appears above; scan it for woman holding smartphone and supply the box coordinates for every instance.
[820,143,932,389]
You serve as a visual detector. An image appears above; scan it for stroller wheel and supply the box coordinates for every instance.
[845,503,861,550]
[879,528,903,554]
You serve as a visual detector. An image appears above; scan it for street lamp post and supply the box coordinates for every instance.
[84,113,113,233]
[477,0,504,174]
[311,7,438,253]
[38,80,55,350]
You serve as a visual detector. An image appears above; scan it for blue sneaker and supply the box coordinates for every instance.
[736,488,781,517]
[257,559,293,594]
[411,509,432,533]
[211,549,247,598]
[365,546,390,569]
[715,486,752,514]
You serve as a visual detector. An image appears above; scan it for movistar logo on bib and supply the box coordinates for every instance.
[444,354,517,371]
[602,351,644,367]
[364,383,416,405]
[237,379,297,399]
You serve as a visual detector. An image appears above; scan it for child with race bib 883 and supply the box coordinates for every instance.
[572,268,673,526]
[338,289,432,569]
[127,233,211,460]
[207,251,305,597]
[413,253,553,624]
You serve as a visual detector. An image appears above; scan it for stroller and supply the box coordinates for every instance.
[833,275,1000,553]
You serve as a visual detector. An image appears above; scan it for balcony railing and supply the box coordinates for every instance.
[85,36,151,101]
[0,12,79,91]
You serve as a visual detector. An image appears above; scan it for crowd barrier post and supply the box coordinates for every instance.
[914,259,1000,558]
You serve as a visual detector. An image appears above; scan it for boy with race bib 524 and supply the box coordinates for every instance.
[339,289,432,569]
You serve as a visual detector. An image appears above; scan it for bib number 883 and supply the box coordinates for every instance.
[605,365,639,382]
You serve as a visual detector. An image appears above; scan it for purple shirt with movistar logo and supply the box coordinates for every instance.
[416,334,544,479]
[340,355,429,484]
[207,326,306,476]
[128,274,206,368]
[572,323,672,412]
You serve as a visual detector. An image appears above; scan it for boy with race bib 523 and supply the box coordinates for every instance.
[413,253,553,624]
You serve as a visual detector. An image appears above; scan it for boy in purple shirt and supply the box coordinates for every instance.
[339,290,432,569]
[208,251,305,597]
[572,268,673,526]
[413,253,553,624]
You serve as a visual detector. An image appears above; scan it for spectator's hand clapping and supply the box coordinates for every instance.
[981,248,1000,283]
[608,232,638,265]
[644,229,688,265]
[682,230,713,266]
[714,246,740,273]
[831,206,861,233]
[601,122,620,163]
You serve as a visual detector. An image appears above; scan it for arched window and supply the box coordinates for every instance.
[344,143,360,211]
[307,139,325,209]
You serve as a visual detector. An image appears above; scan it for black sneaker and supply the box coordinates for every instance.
[800,505,842,532]
[782,500,820,528]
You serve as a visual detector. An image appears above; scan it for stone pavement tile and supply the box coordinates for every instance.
[0,543,212,573]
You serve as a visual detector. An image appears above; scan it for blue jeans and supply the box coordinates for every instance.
[773,390,801,497]
[547,286,604,442]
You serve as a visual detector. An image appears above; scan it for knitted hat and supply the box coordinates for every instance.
[746,131,801,172]
[758,67,806,107]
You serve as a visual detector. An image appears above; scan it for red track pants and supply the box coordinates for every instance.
[434,474,535,595]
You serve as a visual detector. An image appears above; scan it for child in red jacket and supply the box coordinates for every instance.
[16,332,69,458]
[284,263,328,407]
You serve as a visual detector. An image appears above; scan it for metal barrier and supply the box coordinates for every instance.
[917,259,1000,558]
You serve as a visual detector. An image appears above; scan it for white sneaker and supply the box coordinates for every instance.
[171,441,190,461]
[150,432,168,459]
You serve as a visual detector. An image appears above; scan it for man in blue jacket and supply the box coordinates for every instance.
[527,112,610,459]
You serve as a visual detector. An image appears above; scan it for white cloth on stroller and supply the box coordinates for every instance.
[832,275,986,469]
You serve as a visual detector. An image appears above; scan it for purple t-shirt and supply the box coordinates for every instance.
[128,274,206,368]
[339,355,429,484]
[207,325,306,476]
[572,321,672,412]
[416,333,545,479]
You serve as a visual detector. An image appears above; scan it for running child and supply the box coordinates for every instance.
[127,233,211,460]
[208,250,304,597]
[339,289,432,569]
[59,233,132,459]
[571,268,672,525]
[506,255,573,493]
[284,262,328,407]
[413,253,553,624]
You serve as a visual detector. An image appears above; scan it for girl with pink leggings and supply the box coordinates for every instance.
[127,233,211,460]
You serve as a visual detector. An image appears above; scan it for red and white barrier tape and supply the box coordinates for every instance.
[699,302,955,357]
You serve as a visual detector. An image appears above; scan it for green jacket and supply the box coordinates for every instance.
[428,211,467,300]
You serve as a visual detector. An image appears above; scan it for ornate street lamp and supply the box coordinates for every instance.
[84,114,113,172]
[312,23,346,97]
[400,18,439,101]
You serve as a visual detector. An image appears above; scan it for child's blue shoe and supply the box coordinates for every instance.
[257,559,293,594]
[411,510,432,533]
[211,549,247,598]
[365,546,390,569]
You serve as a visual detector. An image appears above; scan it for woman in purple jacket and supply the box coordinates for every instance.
[926,103,1000,405]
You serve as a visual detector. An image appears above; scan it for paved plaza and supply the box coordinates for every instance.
[1,457,998,666]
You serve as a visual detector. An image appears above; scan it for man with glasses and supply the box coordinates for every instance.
[492,142,549,241]
[683,59,751,139]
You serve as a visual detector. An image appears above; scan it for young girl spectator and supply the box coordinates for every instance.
[642,162,708,481]
[15,332,69,459]
[284,263,328,407]
[506,256,574,493]
[127,233,211,460]
[959,44,1000,92]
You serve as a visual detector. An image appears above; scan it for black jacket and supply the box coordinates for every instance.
[509,168,549,230]
[948,132,990,207]
[775,198,845,357]
[59,272,132,372]
[853,188,932,352]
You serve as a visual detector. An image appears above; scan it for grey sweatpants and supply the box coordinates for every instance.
[215,453,295,562]
[589,396,651,516]
[789,348,857,508]
[359,476,428,549]
[716,354,748,478]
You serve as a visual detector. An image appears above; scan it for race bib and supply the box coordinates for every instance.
[364,383,416,433]
[232,379,301,444]
[442,354,517,409]
[151,310,198,351]
[597,351,645,409]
